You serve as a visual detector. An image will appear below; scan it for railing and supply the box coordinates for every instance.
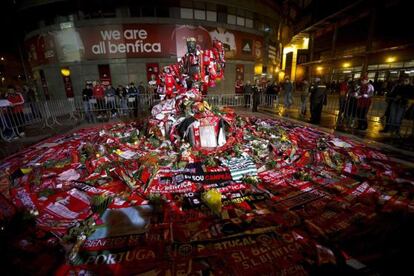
[258,93,414,137]
[204,94,248,107]
[1,92,413,142]
[0,94,161,142]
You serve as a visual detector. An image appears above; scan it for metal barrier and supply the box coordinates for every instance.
[204,94,247,107]
[2,92,413,142]
[258,92,414,137]
[0,94,161,142]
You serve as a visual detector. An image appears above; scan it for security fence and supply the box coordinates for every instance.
[0,94,159,142]
[1,93,413,142]
[258,93,414,137]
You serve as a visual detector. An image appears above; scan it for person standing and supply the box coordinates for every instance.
[127,82,138,117]
[82,82,95,123]
[300,80,310,118]
[309,78,327,124]
[235,76,244,94]
[282,77,293,108]
[93,81,105,118]
[337,79,349,124]
[356,77,374,130]
[243,80,253,108]
[380,77,403,132]
[148,74,158,99]
[105,84,117,117]
[252,79,262,112]
[116,85,128,115]
[6,85,25,136]
[384,76,414,135]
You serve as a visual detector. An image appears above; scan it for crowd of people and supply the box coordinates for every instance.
[81,80,156,123]
[234,75,414,134]
[2,73,414,142]
[0,85,34,141]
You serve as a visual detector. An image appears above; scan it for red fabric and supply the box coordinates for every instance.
[357,84,372,108]
[235,80,243,94]
[339,82,348,96]
[93,85,105,98]
[7,93,24,113]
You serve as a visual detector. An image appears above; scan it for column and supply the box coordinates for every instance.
[362,7,377,75]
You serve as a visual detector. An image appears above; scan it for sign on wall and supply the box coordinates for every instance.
[236,64,245,81]
[25,24,264,66]
[146,63,159,82]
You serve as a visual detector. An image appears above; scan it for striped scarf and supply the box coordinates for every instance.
[221,156,257,181]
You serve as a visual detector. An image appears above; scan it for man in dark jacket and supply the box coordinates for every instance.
[243,80,253,108]
[252,79,262,112]
[384,76,414,135]
[309,78,327,124]
[82,82,95,123]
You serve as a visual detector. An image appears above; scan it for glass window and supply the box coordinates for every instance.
[404,60,414,67]
[367,64,378,70]
[217,5,227,23]
[378,63,390,69]
[180,8,193,19]
[194,9,206,20]
[207,11,216,21]
[227,14,236,24]
[236,16,245,26]
[246,18,253,28]
[390,62,403,68]
[218,12,226,23]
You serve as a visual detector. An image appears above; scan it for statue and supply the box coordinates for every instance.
[150,37,234,150]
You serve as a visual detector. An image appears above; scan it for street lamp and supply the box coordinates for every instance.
[386,56,396,63]
[0,57,4,61]
[60,68,71,77]
[342,62,351,68]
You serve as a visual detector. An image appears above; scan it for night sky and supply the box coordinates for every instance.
[0,0,20,54]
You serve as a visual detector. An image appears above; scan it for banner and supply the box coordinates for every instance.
[79,24,176,59]
[25,24,264,66]
[236,64,245,81]
[146,63,159,82]
[62,75,74,98]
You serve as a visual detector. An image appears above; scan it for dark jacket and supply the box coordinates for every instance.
[310,83,327,104]
[116,87,127,98]
[243,84,254,94]
[82,87,93,101]
[393,84,414,106]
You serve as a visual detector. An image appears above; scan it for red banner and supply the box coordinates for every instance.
[79,24,176,59]
[146,63,159,82]
[25,24,264,66]
[62,75,74,98]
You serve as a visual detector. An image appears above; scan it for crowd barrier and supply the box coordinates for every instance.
[0,94,160,142]
[1,93,413,142]
[258,93,414,137]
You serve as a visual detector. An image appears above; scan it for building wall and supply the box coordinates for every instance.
[18,0,287,99]
[27,18,266,99]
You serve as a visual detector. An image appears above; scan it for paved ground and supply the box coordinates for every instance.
[1,107,414,164]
